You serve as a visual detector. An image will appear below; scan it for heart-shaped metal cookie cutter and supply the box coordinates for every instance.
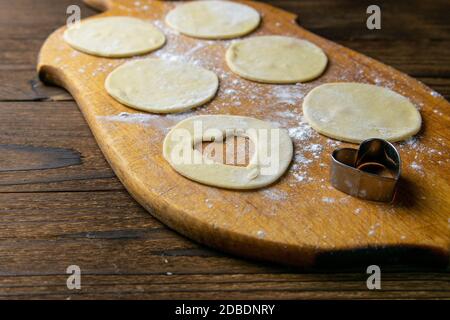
[330,138,401,202]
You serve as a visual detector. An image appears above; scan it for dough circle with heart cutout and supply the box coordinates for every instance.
[163,115,293,189]
[165,0,260,39]
[303,83,422,143]
[64,16,165,58]
[226,35,328,84]
[105,59,219,113]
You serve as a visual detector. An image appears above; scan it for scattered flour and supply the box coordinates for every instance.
[430,90,442,98]
[410,161,423,171]
[261,189,288,201]
[287,116,324,183]
[99,111,191,124]
[256,230,266,239]
[205,199,213,209]
[368,222,381,237]
[271,85,305,105]
[322,197,335,203]
[288,123,315,142]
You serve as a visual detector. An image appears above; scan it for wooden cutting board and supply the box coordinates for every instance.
[37,0,450,267]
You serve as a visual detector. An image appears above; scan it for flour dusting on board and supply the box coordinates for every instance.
[261,189,288,201]
[256,230,266,239]
[97,111,193,134]
[322,197,335,204]
[271,85,305,105]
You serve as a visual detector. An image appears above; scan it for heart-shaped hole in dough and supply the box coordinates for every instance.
[194,136,256,167]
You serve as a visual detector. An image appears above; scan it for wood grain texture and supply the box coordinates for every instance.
[0,144,81,172]
[36,0,450,267]
[0,0,449,299]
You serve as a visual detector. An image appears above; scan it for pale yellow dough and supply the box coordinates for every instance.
[303,83,422,143]
[163,115,293,189]
[105,59,219,114]
[165,0,260,39]
[226,35,328,84]
[64,17,165,58]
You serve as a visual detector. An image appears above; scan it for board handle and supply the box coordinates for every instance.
[83,0,113,11]
[83,0,167,11]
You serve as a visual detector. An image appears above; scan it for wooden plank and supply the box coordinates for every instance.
[0,189,446,272]
[0,101,121,192]
[0,70,72,101]
[0,275,448,299]
[339,40,450,78]
[0,0,97,40]
[0,144,81,172]
[0,39,43,71]
[0,190,285,276]
[270,0,450,41]
[0,190,447,299]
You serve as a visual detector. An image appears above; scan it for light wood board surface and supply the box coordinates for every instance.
[37,0,450,267]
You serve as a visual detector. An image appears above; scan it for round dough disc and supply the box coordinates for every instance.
[226,35,328,84]
[163,115,293,189]
[105,59,219,113]
[303,83,422,143]
[165,0,260,39]
[64,17,165,58]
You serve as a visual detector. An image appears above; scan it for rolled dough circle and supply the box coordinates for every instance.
[165,0,260,39]
[63,16,165,58]
[303,83,422,143]
[163,115,293,189]
[226,35,328,84]
[105,59,219,114]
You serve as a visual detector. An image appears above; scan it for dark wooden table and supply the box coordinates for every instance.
[0,0,449,299]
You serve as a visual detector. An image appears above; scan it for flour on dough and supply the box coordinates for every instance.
[303,83,422,143]
[64,16,165,58]
[163,115,293,189]
[105,59,219,113]
[165,0,260,39]
[226,35,328,84]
